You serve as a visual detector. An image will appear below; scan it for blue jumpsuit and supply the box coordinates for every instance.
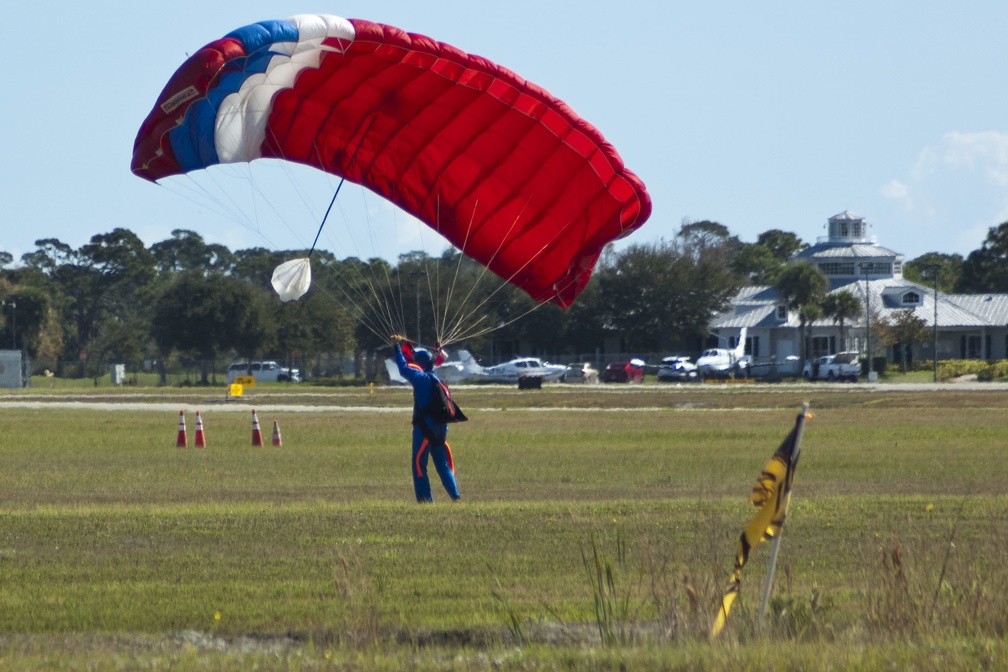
[395,346,461,502]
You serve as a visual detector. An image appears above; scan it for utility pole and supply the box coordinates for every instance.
[3,300,14,349]
[924,265,940,383]
[859,264,873,380]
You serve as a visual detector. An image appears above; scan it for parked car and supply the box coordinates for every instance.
[562,362,600,384]
[656,356,698,382]
[601,359,645,383]
[226,360,301,383]
[802,352,861,382]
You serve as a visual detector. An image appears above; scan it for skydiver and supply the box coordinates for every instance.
[393,338,462,503]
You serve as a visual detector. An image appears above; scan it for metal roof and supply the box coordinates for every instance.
[945,294,1008,325]
[793,242,903,261]
[715,278,1008,330]
[709,303,782,329]
[829,210,864,222]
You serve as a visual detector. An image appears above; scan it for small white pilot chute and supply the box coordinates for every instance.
[271,258,312,302]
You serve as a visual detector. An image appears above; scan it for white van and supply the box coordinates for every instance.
[226,360,301,383]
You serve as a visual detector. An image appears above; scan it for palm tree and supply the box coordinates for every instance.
[776,262,829,362]
[798,303,823,360]
[823,289,862,351]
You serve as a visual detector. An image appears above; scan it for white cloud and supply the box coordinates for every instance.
[873,131,1008,256]
[880,179,909,202]
[910,147,939,182]
[902,131,1008,187]
[938,131,1008,173]
[886,131,1008,216]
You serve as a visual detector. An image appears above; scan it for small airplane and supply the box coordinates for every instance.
[432,350,486,384]
[385,348,566,385]
[477,355,568,384]
[695,327,750,378]
[384,358,409,385]
[383,345,474,385]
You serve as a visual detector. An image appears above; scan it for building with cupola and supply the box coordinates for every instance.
[708,211,1008,371]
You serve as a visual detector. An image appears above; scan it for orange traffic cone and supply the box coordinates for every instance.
[194,411,207,448]
[175,410,187,448]
[251,409,264,446]
[271,420,283,447]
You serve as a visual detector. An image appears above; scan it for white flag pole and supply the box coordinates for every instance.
[758,402,809,628]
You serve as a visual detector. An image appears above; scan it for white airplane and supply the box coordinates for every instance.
[383,348,486,385]
[433,350,486,384]
[695,327,750,378]
[432,351,567,384]
[478,354,568,384]
[384,358,409,385]
[385,349,566,385]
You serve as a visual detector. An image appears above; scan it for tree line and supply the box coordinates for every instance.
[2,220,1007,383]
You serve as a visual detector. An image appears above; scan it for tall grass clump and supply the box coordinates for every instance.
[581,531,641,646]
[638,507,727,643]
[765,564,834,641]
[310,550,381,649]
[490,576,525,645]
[864,523,1008,641]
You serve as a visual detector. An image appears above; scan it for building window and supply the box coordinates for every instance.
[858,262,892,276]
[811,336,834,358]
[962,335,983,359]
[902,291,920,305]
[818,262,855,276]
[814,261,854,274]
[776,305,788,320]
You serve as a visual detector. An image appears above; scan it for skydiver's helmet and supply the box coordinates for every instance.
[413,349,434,372]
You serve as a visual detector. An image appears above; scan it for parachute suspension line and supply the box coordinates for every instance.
[307,114,370,251]
[419,191,487,349]
[440,195,597,346]
[442,282,552,345]
[426,194,453,347]
[437,200,534,346]
[166,166,403,340]
[161,170,281,250]
[446,299,549,345]
[435,194,475,346]
[297,117,409,341]
[321,185,406,341]
[420,252,440,345]
[436,201,491,347]
[363,175,409,340]
[308,178,345,257]
[342,114,411,340]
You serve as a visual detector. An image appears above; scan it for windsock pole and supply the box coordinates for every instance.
[271,420,283,447]
[175,410,187,448]
[194,411,207,448]
[251,409,264,447]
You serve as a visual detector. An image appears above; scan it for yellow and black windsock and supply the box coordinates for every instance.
[710,408,808,639]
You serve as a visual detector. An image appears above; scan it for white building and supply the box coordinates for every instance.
[709,211,1008,367]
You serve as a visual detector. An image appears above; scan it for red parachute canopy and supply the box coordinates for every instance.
[132,15,651,307]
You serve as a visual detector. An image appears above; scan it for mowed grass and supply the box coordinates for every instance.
[1,385,1007,670]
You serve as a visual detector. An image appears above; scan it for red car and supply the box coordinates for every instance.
[601,360,645,383]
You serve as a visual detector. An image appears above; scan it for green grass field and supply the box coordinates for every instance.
[1,383,1006,670]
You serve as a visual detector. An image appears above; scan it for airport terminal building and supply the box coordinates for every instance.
[709,211,1008,367]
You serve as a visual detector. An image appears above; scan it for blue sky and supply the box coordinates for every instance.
[4,2,1008,266]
